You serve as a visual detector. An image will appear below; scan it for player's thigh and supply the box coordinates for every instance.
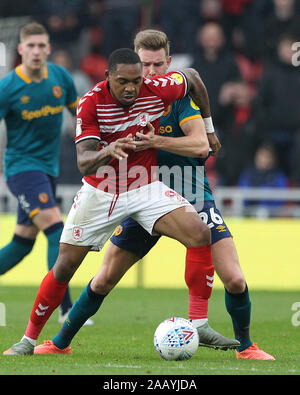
[130,181,210,247]
[92,243,139,294]
[212,237,246,293]
[110,216,161,259]
[60,185,127,251]
[153,206,211,247]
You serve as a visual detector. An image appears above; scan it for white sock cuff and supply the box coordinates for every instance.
[190,318,208,328]
[21,335,36,346]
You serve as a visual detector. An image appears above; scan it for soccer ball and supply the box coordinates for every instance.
[154,317,199,361]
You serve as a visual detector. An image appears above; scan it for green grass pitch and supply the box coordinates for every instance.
[0,286,299,376]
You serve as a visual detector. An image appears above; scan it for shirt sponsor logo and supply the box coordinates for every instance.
[21,105,64,120]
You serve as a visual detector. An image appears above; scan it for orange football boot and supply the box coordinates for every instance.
[236,343,275,360]
[34,340,71,355]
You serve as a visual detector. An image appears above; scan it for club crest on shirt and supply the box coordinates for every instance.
[137,112,149,127]
[52,85,62,98]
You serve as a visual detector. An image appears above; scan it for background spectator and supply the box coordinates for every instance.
[100,0,142,57]
[191,22,242,131]
[238,142,289,216]
[51,49,93,185]
[159,0,199,54]
[253,33,300,185]
[215,81,257,185]
[262,0,300,63]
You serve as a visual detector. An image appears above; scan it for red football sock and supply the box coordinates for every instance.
[185,245,214,320]
[25,269,68,340]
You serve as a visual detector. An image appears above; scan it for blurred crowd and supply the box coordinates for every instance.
[1,0,300,192]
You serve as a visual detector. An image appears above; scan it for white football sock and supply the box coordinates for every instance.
[191,318,208,328]
[21,335,36,346]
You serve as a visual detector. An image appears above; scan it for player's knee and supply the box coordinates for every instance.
[187,222,211,247]
[225,276,246,294]
[91,275,116,295]
[53,250,82,282]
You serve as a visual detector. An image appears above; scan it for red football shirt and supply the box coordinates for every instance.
[75,71,188,193]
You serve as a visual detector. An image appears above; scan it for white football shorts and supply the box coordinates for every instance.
[60,180,194,251]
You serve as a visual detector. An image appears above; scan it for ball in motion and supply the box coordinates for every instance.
[154,317,199,361]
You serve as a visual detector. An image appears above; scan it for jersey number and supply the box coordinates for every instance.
[199,207,223,229]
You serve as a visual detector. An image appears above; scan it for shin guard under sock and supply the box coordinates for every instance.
[185,245,214,320]
[25,269,68,340]
[53,281,107,349]
[44,222,64,271]
[44,222,73,313]
[225,285,252,351]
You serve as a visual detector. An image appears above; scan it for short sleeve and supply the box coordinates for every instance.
[144,71,188,107]
[176,95,202,128]
[75,94,100,144]
[61,67,80,109]
[0,79,10,120]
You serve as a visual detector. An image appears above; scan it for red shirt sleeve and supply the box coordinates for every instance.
[75,93,100,144]
[144,71,188,107]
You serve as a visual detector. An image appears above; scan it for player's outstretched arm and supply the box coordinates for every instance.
[182,68,221,156]
[134,121,209,158]
[76,136,136,176]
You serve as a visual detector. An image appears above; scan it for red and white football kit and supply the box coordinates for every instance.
[60,72,196,250]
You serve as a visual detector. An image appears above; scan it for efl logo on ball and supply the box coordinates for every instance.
[154,317,199,361]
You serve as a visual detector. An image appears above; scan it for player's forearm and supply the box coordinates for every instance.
[77,147,112,176]
[76,135,136,175]
[76,139,113,176]
[183,68,211,118]
[154,135,209,158]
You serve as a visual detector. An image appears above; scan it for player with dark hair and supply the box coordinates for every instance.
[0,22,92,324]
[34,32,238,353]
[4,47,218,355]
[33,31,274,360]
